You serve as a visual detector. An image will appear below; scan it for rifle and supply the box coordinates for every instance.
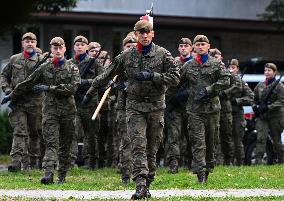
[80,48,103,79]
[255,72,284,118]
[8,51,51,110]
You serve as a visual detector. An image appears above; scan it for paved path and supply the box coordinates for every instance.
[0,189,284,199]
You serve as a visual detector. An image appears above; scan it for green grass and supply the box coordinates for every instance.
[1,196,284,201]
[0,165,284,190]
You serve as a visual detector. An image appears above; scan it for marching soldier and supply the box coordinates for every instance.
[71,35,103,169]
[253,63,284,164]
[2,37,80,184]
[0,32,43,171]
[82,20,180,199]
[165,37,193,173]
[226,59,254,165]
[180,35,230,183]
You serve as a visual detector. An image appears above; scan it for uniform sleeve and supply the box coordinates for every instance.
[49,64,80,96]
[253,83,260,107]
[236,81,254,106]
[0,61,13,94]
[10,65,43,99]
[267,83,284,110]
[205,64,230,96]
[86,54,124,96]
[152,50,180,87]
[223,74,242,99]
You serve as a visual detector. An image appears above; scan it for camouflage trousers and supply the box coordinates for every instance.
[255,115,284,163]
[218,111,234,165]
[232,111,246,165]
[71,106,99,167]
[127,108,164,186]
[42,110,75,174]
[8,106,40,169]
[188,111,220,174]
[165,109,182,168]
[117,109,132,178]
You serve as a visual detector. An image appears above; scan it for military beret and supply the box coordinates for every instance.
[230,59,239,66]
[193,35,210,44]
[209,48,222,57]
[178,38,192,46]
[74,35,88,44]
[134,20,153,31]
[50,37,65,46]
[265,63,277,71]
[123,36,137,46]
[88,42,101,51]
[22,32,37,41]
[126,31,136,38]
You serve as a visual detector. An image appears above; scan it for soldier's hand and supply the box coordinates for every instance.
[33,84,49,93]
[113,82,128,90]
[1,95,11,105]
[80,79,89,86]
[135,69,154,81]
[81,94,92,105]
[194,87,208,101]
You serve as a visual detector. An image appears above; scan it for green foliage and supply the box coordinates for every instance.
[35,0,78,12]
[0,110,12,154]
[259,0,284,24]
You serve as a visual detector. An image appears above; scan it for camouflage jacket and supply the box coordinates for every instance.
[181,56,230,114]
[253,80,284,116]
[0,52,43,106]
[224,74,254,112]
[87,43,180,112]
[71,55,103,108]
[10,59,80,114]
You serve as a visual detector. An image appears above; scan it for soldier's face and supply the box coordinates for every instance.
[178,44,192,57]
[51,45,66,59]
[22,39,37,53]
[264,67,276,79]
[135,30,154,46]
[123,42,137,50]
[229,65,239,75]
[88,48,100,58]
[194,42,210,55]
[74,42,88,55]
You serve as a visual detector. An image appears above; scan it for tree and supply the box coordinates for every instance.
[0,0,78,34]
[259,0,284,28]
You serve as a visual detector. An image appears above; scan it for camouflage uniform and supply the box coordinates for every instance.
[181,56,230,176]
[217,74,235,165]
[164,56,191,172]
[225,74,254,165]
[71,54,103,169]
[86,43,179,188]
[9,58,80,177]
[253,80,284,163]
[0,52,43,170]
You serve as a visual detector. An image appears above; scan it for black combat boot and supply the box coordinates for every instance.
[8,161,21,172]
[40,172,54,184]
[197,172,206,184]
[57,171,67,184]
[168,165,179,174]
[122,176,130,186]
[205,171,210,182]
[145,179,152,198]
[131,185,147,200]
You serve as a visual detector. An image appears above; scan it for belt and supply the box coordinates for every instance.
[127,94,165,103]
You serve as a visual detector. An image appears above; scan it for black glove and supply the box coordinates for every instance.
[113,82,128,90]
[33,85,49,93]
[81,94,92,105]
[170,90,189,106]
[80,79,89,86]
[194,87,208,101]
[219,91,227,99]
[1,95,11,104]
[258,103,268,114]
[135,69,154,81]
[252,105,259,115]
[8,101,16,110]
[231,99,238,106]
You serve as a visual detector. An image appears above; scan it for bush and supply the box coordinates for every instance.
[0,110,12,154]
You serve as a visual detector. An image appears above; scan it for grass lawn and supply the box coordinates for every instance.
[0,165,283,190]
